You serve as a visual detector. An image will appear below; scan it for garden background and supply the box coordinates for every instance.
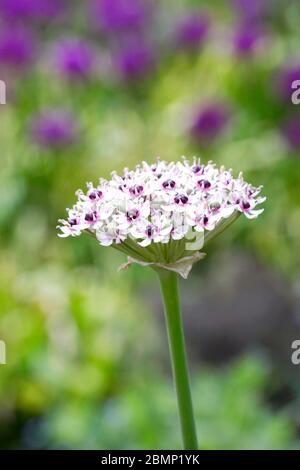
[0,0,300,449]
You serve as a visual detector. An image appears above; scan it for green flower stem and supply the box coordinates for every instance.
[156,269,198,450]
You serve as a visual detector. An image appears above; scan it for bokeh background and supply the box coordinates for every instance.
[0,0,300,450]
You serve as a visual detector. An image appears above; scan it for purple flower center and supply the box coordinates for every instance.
[174,194,188,204]
[162,179,176,189]
[85,211,97,222]
[89,190,103,200]
[129,185,143,196]
[198,179,211,190]
[192,164,203,174]
[126,208,139,221]
[242,201,250,210]
[146,225,154,238]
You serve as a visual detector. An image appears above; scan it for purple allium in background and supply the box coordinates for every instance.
[281,118,300,151]
[54,38,95,80]
[0,0,36,20]
[0,26,35,68]
[0,0,65,22]
[115,41,154,81]
[232,0,268,24]
[176,12,210,50]
[191,103,231,143]
[233,24,262,57]
[276,63,300,103]
[32,0,66,21]
[90,0,147,33]
[30,109,78,149]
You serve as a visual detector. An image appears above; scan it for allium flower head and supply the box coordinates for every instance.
[0,26,35,68]
[54,38,95,80]
[30,109,77,149]
[0,0,36,19]
[58,158,265,278]
[90,0,147,33]
[176,12,210,50]
[233,24,262,57]
[191,103,231,144]
[232,0,268,24]
[0,0,65,22]
[115,41,154,81]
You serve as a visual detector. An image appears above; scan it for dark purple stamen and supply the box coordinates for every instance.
[146,225,153,238]
[242,201,250,210]
[192,164,203,174]
[85,212,95,222]
[174,194,189,204]
[181,195,189,204]
[129,185,143,196]
[198,179,211,190]
[69,218,78,226]
[126,209,139,221]
[89,190,103,200]
[203,215,209,225]
[162,179,176,189]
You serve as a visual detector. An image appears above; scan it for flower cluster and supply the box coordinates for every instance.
[58,158,265,270]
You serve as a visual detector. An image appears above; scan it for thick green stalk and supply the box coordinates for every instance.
[156,269,198,450]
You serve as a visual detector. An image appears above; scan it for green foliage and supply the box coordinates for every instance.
[43,357,297,449]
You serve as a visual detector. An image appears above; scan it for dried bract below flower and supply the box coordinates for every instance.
[58,158,265,278]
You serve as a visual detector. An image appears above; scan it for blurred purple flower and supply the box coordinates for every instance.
[0,0,65,22]
[232,0,268,24]
[277,64,300,103]
[233,24,262,56]
[54,38,95,80]
[115,42,154,81]
[282,118,300,151]
[30,109,78,149]
[191,103,230,143]
[176,12,210,50]
[90,0,147,33]
[0,0,36,19]
[33,0,66,20]
[0,26,35,68]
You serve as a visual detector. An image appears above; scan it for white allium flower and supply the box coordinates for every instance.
[58,158,265,277]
